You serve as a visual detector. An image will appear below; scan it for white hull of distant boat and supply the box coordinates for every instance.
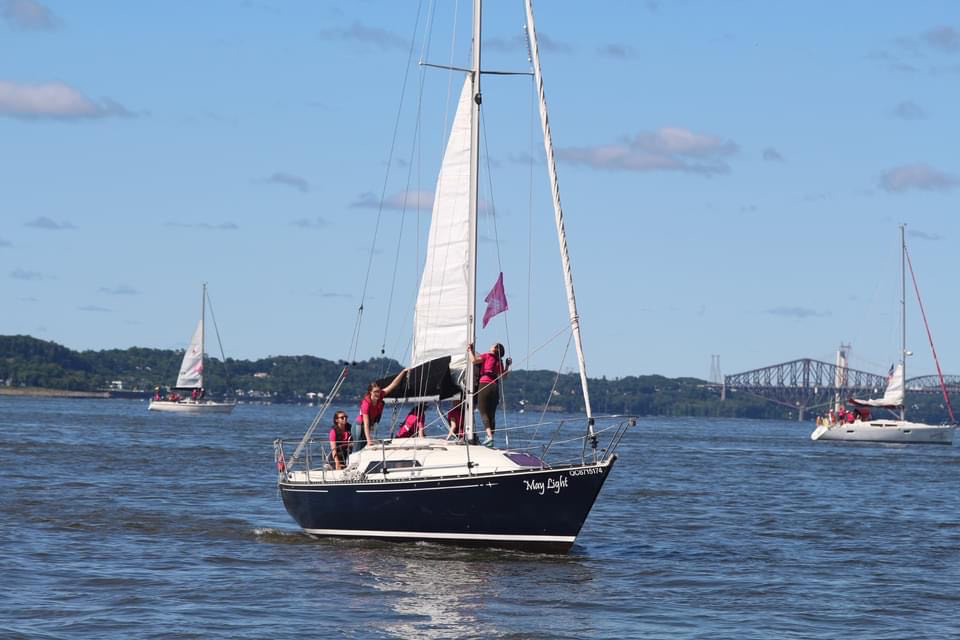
[811,226,956,446]
[811,420,954,444]
[152,283,236,415]
[148,399,236,414]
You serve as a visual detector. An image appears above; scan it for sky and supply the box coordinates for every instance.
[2,0,959,381]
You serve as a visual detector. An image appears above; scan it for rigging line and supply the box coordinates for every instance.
[379,124,419,364]
[479,107,512,360]
[203,288,231,393]
[353,0,425,363]
[381,0,441,365]
[526,70,535,378]
[904,245,956,423]
[346,305,365,364]
[406,0,462,370]
[504,322,573,371]
[290,366,349,465]
[381,46,438,367]
[534,332,574,443]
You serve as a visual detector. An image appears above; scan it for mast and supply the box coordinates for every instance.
[899,225,906,421]
[201,282,207,390]
[525,0,594,425]
[463,0,482,441]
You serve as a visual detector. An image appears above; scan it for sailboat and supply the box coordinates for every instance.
[273,0,632,553]
[148,284,236,414]
[811,227,954,444]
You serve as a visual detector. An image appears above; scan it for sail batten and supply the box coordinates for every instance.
[410,78,474,376]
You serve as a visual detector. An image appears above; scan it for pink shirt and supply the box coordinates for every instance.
[447,404,463,436]
[396,411,424,438]
[356,395,385,429]
[478,353,503,384]
[329,427,351,447]
[447,404,463,426]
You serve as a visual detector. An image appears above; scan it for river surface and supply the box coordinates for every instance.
[1,397,958,639]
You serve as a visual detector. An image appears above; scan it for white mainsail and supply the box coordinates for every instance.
[410,78,473,375]
[833,345,848,412]
[176,319,204,389]
[853,363,904,408]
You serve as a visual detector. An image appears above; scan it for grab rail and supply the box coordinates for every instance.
[276,415,636,484]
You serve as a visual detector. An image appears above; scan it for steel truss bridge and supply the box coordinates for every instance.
[721,358,960,420]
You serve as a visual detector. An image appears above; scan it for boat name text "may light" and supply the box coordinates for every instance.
[524,476,568,496]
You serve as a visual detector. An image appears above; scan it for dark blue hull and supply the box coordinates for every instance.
[279,457,617,553]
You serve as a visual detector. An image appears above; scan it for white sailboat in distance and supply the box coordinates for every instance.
[149,284,236,414]
[811,226,954,444]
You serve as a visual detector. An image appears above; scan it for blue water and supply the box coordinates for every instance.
[1,397,958,639]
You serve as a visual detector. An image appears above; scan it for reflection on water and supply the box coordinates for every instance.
[367,548,486,638]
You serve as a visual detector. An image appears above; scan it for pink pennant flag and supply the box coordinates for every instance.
[482,272,509,328]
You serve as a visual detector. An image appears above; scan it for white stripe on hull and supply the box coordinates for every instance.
[303,528,575,544]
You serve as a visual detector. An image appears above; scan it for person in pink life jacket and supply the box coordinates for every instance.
[328,411,352,469]
[396,404,426,438]
[446,393,465,441]
[468,343,511,446]
[353,368,409,451]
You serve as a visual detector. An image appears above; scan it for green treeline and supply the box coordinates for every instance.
[0,334,787,418]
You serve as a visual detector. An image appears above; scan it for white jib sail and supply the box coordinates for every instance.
[410,78,473,376]
[176,319,204,389]
[854,363,904,407]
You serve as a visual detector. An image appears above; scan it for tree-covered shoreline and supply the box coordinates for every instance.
[0,334,802,419]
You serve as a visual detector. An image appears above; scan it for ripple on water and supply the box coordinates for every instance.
[2,403,960,638]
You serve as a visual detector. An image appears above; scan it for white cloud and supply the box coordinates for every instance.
[880,164,960,192]
[0,81,132,120]
[598,44,639,59]
[311,290,352,299]
[318,22,407,51]
[484,32,572,54]
[291,216,327,229]
[908,229,943,241]
[351,190,434,211]
[165,221,239,230]
[923,26,960,53]
[99,285,139,295]
[558,127,739,175]
[25,216,74,230]
[766,306,829,319]
[762,148,784,162]
[892,101,926,120]
[11,268,44,280]
[2,0,59,30]
[264,172,310,193]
